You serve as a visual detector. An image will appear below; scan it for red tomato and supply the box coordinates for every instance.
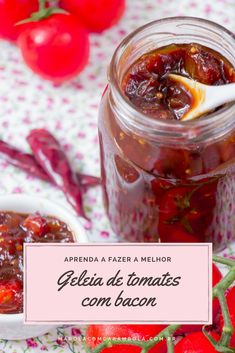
[153,149,190,179]
[86,325,167,353]
[212,263,223,318]
[0,283,14,304]
[23,214,47,237]
[158,186,202,243]
[0,0,38,42]
[219,286,235,347]
[175,332,220,353]
[151,179,174,201]
[188,179,217,235]
[158,178,218,243]
[59,0,126,32]
[158,186,189,221]
[0,279,22,313]
[177,263,222,335]
[17,14,90,83]
[161,228,200,243]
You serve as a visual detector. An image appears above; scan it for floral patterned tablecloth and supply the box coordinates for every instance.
[0,0,235,351]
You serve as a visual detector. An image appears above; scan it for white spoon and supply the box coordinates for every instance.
[169,74,235,121]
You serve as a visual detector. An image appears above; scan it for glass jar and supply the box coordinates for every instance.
[98,17,235,251]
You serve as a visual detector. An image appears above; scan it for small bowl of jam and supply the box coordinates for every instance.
[0,194,88,340]
[99,17,235,250]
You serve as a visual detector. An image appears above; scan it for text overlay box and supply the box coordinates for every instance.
[24,243,212,324]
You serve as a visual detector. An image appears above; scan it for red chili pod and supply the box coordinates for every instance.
[27,129,88,220]
[0,140,50,182]
[0,139,101,189]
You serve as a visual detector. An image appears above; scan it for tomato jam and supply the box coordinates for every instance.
[0,212,74,314]
[123,43,235,120]
[99,18,235,249]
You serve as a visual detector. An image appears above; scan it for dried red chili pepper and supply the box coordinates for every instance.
[0,140,50,182]
[27,129,89,219]
[0,140,100,190]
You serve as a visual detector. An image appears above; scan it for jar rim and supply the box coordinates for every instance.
[109,16,235,143]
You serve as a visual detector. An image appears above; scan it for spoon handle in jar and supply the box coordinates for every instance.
[169,74,235,121]
[206,83,235,107]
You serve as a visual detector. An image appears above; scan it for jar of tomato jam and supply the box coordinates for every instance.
[99,17,235,251]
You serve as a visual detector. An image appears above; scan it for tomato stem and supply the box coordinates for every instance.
[213,266,235,294]
[202,327,233,353]
[140,348,148,353]
[91,325,180,353]
[92,338,144,353]
[218,291,234,347]
[16,0,67,25]
[166,338,175,353]
[165,176,219,234]
[39,0,46,11]
[144,325,179,351]
[87,256,235,353]
[211,256,235,350]
[213,255,235,268]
